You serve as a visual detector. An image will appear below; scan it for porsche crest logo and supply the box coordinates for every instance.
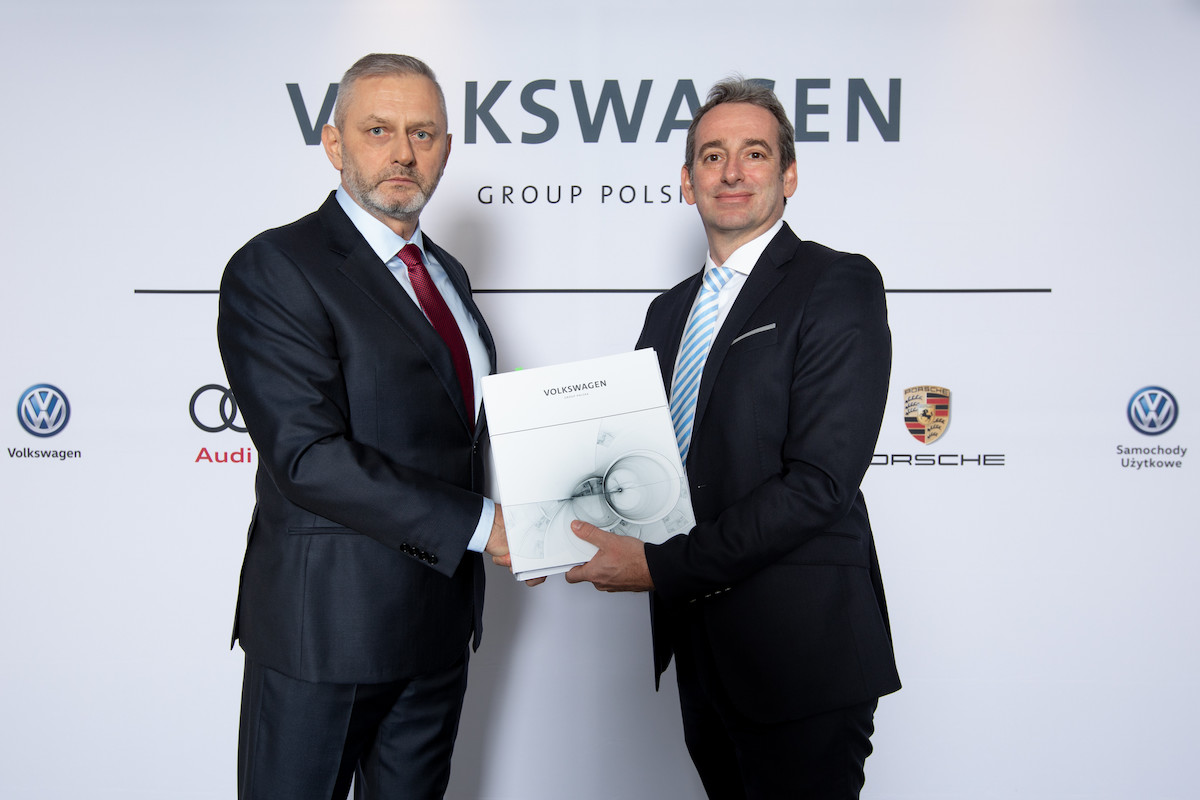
[904,386,950,444]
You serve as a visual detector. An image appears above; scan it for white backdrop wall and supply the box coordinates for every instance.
[3,1,1197,798]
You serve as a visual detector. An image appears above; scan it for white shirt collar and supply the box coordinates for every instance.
[335,185,426,264]
[705,219,784,277]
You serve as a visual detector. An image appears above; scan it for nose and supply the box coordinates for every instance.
[721,156,743,184]
[391,135,415,166]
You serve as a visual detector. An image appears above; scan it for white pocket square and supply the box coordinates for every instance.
[730,323,777,346]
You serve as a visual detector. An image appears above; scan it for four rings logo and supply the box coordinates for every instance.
[18,384,70,437]
[1127,386,1178,436]
[190,384,247,433]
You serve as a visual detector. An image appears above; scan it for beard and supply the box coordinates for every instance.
[342,157,442,224]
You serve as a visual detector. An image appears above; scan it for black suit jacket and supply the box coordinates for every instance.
[217,192,496,684]
[640,223,900,723]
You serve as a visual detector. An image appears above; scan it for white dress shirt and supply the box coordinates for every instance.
[671,219,784,384]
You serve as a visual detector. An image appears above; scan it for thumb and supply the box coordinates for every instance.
[571,519,609,545]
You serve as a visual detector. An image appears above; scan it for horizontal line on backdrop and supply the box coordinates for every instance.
[884,288,1052,294]
[476,288,1054,295]
[134,287,1052,295]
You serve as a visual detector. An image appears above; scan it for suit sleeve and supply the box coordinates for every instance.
[644,255,891,600]
[217,238,481,577]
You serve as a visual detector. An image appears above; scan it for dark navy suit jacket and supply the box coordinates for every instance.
[218,192,495,684]
[640,223,901,723]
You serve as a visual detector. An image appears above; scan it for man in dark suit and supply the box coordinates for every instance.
[218,54,512,800]
[566,79,900,798]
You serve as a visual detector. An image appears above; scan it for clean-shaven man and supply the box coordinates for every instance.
[567,78,900,799]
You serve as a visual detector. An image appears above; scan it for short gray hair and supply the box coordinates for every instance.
[333,53,447,131]
[684,78,796,177]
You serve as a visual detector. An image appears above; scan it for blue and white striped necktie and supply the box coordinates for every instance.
[670,266,736,462]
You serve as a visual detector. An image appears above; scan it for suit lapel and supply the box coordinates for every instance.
[424,235,497,375]
[425,235,498,443]
[653,272,704,391]
[318,195,476,434]
[691,224,800,439]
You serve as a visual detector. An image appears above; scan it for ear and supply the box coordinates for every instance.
[782,159,797,200]
[321,124,343,171]
[680,164,697,206]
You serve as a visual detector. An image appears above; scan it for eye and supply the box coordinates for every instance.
[369,127,385,136]
[413,130,430,140]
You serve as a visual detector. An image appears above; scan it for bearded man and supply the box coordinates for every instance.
[218,53,512,800]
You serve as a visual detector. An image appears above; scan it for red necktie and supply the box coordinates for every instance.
[397,244,475,430]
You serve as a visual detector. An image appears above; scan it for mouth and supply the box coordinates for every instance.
[380,172,419,187]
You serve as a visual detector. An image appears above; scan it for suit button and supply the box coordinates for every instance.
[429,554,438,565]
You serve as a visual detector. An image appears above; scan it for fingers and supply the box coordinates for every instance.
[492,519,631,590]
[484,504,509,558]
[487,547,542,587]
[564,561,612,591]
[570,519,611,544]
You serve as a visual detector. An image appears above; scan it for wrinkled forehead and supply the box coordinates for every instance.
[344,73,448,127]
[694,102,779,151]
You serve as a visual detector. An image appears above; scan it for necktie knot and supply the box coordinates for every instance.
[397,243,424,271]
[703,266,736,295]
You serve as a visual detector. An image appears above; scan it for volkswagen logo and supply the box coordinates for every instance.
[18,384,70,437]
[190,384,247,433]
[1127,386,1178,436]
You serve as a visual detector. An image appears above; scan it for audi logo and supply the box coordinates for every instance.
[190,384,247,433]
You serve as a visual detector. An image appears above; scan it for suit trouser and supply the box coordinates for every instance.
[238,652,469,800]
[674,615,877,800]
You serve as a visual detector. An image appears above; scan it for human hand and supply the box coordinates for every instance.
[488,504,546,586]
[486,503,510,567]
[564,520,653,592]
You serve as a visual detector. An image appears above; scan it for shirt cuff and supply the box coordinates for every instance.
[467,497,496,553]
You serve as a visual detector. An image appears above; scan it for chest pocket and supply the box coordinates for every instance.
[728,322,778,352]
